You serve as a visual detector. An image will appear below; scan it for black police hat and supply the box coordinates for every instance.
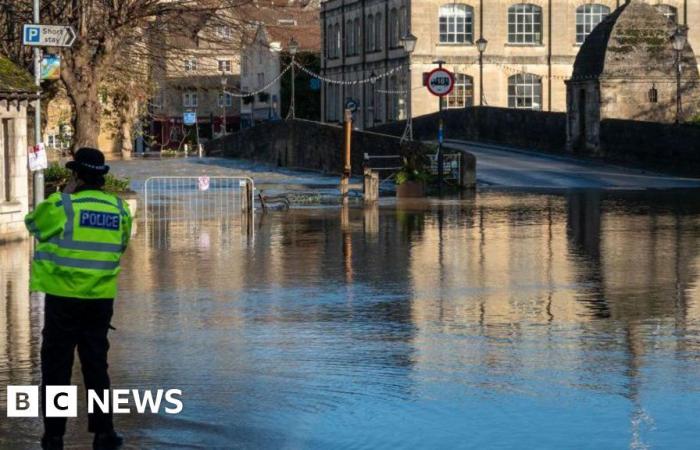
[65,148,110,175]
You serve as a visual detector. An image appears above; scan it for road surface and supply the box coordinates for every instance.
[446,140,700,189]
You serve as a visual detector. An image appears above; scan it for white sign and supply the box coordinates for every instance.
[198,176,210,191]
[22,24,76,47]
[28,143,48,172]
[426,68,455,97]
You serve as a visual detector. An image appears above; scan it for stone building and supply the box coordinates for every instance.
[320,0,699,128]
[0,56,35,242]
[240,7,320,127]
[566,1,700,152]
[148,10,243,150]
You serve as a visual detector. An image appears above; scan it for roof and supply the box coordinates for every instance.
[242,4,321,53]
[572,1,699,81]
[0,55,37,96]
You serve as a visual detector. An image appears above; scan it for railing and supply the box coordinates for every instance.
[143,176,255,246]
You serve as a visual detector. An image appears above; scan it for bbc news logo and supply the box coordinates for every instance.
[6,386,183,417]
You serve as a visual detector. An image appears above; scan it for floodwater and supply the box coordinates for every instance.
[2,189,700,449]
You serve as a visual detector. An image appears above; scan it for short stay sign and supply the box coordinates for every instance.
[426,68,455,97]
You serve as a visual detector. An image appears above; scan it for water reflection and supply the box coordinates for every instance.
[1,190,699,448]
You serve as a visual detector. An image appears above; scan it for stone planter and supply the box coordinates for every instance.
[396,181,426,198]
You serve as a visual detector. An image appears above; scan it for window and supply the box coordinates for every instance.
[439,4,473,44]
[216,26,231,39]
[367,15,375,51]
[354,18,361,55]
[656,4,677,23]
[576,4,610,44]
[335,23,341,57]
[389,8,399,47]
[346,20,354,55]
[218,93,233,107]
[327,25,333,57]
[1,119,14,202]
[218,59,232,73]
[442,74,473,109]
[184,58,197,71]
[399,6,408,40]
[508,74,542,110]
[241,55,248,75]
[183,91,198,108]
[257,73,265,89]
[375,13,383,50]
[507,4,542,44]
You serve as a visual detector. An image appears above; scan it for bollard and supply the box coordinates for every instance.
[363,168,379,203]
[341,109,352,204]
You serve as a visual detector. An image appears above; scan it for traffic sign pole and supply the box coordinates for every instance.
[437,62,444,194]
[33,0,43,208]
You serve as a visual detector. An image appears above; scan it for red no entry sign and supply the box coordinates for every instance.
[426,68,455,97]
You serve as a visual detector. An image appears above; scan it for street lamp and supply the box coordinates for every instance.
[220,75,227,136]
[287,37,299,120]
[671,26,687,124]
[399,33,418,142]
[476,37,488,106]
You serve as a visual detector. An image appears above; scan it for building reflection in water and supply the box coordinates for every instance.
[1,189,700,447]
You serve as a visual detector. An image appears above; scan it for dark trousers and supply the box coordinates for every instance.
[41,294,115,437]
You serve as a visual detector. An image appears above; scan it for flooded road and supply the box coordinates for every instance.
[2,189,700,449]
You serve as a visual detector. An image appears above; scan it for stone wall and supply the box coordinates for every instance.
[206,119,475,184]
[599,120,700,175]
[0,101,30,242]
[373,106,568,153]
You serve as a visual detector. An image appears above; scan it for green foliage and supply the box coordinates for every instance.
[687,114,700,126]
[395,152,433,185]
[43,163,131,194]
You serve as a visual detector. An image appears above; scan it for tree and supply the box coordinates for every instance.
[1,0,258,151]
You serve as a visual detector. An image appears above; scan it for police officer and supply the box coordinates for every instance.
[25,148,132,450]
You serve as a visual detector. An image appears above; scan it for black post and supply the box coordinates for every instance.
[479,51,484,106]
[676,49,682,125]
[437,61,444,192]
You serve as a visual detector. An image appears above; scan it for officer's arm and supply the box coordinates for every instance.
[24,194,64,242]
[121,201,133,248]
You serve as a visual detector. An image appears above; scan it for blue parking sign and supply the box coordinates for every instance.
[24,26,40,43]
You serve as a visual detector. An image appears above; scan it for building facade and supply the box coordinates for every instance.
[320,0,700,128]
[0,56,34,242]
[240,8,321,127]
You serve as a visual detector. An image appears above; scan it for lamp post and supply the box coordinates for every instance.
[369,71,377,127]
[671,26,687,125]
[476,37,488,106]
[220,75,227,136]
[399,33,417,142]
[288,37,299,119]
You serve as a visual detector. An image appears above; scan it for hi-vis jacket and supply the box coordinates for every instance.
[25,190,133,299]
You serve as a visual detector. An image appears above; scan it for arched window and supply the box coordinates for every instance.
[656,4,677,23]
[439,4,474,44]
[442,74,474,109]
[326,25,333,57]
[354,18,361,54]
[399,6,408,40]
[507,4,542,44]
[367,15,375,51]
[576,4,610,44]
[389,8,399,47]
[334,23,341,57]
[508,74,542,110]
[375,13,383,50]
[346,20,354,55]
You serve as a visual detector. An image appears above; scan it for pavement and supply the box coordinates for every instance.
[445,140,700,190]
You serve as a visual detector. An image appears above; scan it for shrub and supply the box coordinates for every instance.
[43,162,132,195]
